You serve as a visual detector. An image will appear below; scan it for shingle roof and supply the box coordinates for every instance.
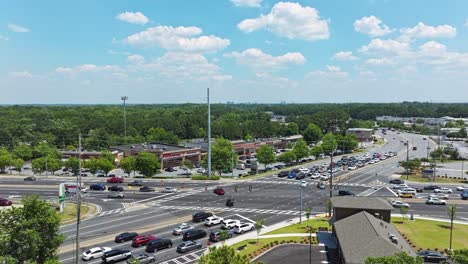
[334,211,415,264]
[331,196,394,210]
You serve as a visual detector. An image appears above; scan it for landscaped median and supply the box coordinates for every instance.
[399,173,468,184]
[61,202,98,224]
[231,236,315,259]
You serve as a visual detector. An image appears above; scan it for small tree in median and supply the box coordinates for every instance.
[400,206,409,222]
[255,218,265,244]
[305,207,312,227]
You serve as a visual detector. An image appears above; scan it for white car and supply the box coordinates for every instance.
[196,168,206,173]
[162,187,178,193]
[205,216,224,226]
[310,173,321,179]
[456,186,468,191]
[107,192,125,199]
[393,184,409,190]
[426,197,447,205]
[390,201,410,208]
[320,174,330,181]
[221,219,241,229]
[434,188,453,194]
[429,193,449,200]
[298,167,310,174]
[172,223,194,235]
[348,166,357,170]
[82,247,112,261]
[234,223,255,234]
[300,181,308,187]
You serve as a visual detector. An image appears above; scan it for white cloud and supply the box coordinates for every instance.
[332,51,358,61]
[9,71,33,78]
[125,25,230,53]
[116,12,149,25]
[418,41,447,54]
[359,38,409,54]
[307,65,348,78]
[127,54,145,64]
[365,58,395,65]
[230,0,262,7]
[353,16,393,37]
[56,64,124,75]
[399,22,456,41]
[8,23,30,33]
[0,35,9,41]
[225,48,305,71]
[237,2,329,41]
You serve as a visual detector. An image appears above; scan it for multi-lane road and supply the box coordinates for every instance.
[1,130,468,264]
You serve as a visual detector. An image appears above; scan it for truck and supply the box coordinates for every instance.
[64,182,85,194]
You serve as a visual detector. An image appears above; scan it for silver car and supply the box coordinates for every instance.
[107,192,125,199]
[162,187,178,193]
[176,240,201,253]
[126,254,155,264]
[172,223,194,235]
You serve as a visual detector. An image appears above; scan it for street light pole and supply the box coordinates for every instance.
[299,186,303,224]
[406,140,409,180]
[75,134,82,264]
[121,96,128,141]
[207,88,211,178]
[462,158,465,180]
[231,149,235,178]
[329,151,333,198]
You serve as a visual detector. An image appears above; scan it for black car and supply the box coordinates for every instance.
[424,185,441,190]
[416,250,447,263]
[24,176,36,181]
[140,186,155,192]
[389,179,404,184]
[164,167,176,172]
[414,186,423,193]
[128,180,143,186]
[295,173,306,180]
[192,211,213,222]
[89,184,106,191]
[275,164,285,169]
[209,229,234,242]
[108,186,124,192]
[145,238,173,252]
[182,229,207,241]
[338,190,355,196]
[277,171,289,178]
[115,232,138,243]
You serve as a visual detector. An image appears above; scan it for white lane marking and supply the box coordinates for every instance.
[386,187,398,197]
[235,214,267,228]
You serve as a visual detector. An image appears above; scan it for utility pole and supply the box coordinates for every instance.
[231,149,234,178]
[75,134,82,264]
[207,88,211,178]
[299,186,303,224]
[121,96,128,141]
[406,140,409,180]
[329,151,333,198]
[462,158,465,180]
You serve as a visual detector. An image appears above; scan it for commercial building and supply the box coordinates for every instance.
[331,196,394,223]
[346,128,373,143]
[61,150,122,163]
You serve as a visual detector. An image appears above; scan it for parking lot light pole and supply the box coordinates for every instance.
[299,186,303,224]
[329,151,333,198]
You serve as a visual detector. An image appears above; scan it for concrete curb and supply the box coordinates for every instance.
[392,213,468,225]
[259,233,315,239]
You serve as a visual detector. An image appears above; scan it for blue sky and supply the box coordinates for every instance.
[2,0,468,104]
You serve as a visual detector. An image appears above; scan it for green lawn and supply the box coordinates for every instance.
[392,217,468,250]
[265,218,330,235]
[61,203,92,223]
[401,174,468,184]
[230,237,305,256]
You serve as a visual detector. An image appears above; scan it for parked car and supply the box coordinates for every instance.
[107,177,124,184]
[102,249,132,263]
[115,232,138,243]
[209,229,234,242]
[434,188,453,194]
[398,192,413,198]
[399,188,417,196]
[172,223,194,235]
[89,184,106,191]
[456,185,468,191]
[126,254,156,264]
[390,201,410,208]
[140,186,155,192]
[424,185,441,190]
[182,229,207,241]
[416,250,447,263]
[145,238,173,253]
[161,187,177,193]
[213,188,225,195]
[108,186,124,192]
[461,191,468,200]
[128,180,143,186]
[107,192,125,199]
[176,240,202,253]
[277,171,289,178]
[426,197,447,205]
[221,219,240,229]
[0,198,13,206]
[132,235,156,247]
[233,223,255,234]
[192,211,213,222]
[24,176,36,181]
[338,190,355,196]
[82,247,112,261]
[392,184,409,190]
[429,193,449,200]
[205,216,224,226]
[310,172,321,179]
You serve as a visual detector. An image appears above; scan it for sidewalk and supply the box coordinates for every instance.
[258,233,315,239]
[392,213,468,225]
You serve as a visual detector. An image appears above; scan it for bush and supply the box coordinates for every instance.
[191,175,220,180]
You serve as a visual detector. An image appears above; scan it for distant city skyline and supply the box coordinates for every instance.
[2,0,468,104]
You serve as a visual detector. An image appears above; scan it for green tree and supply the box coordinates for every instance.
[0,151,11,173]
[459,127,467,138]
[450,249,468,264]
[219,230,229,245]
[120,156,136,177]
[64,157,80,176]
[244,134,253,141]
[255,218,264,244]
[398,159,422,174]
[146,127,180,144]
[97,158,114,176]
[292,139,309,162]
[100,150,115,165]
[12,144,33,161]
[84,158,100,176]
[305,207,312,227]
[0,195,64,264]
[285,122,299,136]
[277,151,297,164]
[44,157,61,174]
[32,157,46,174]
[400,206,409,222]
[256,145,275,169]
[303,123,323,144]
[10,158,24,172]
[448,205,457,251]
[197,245,254,264]
[326,199,333,217]
[364,253,423,264]
[33,142,62,159]
[321,133,337,155]
[209,138,237,175]
[135,152,160,177]
[310,145,323,158]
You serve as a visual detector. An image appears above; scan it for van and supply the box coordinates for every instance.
[145,238,173,252]
[401,188,417,196]
[102,249,131,263]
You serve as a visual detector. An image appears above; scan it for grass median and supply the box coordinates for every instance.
[400,174,468,184]
[61,203,95,224]
[264,218,330,235]
[231,237,305,257]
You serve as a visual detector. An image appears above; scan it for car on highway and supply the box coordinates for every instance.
[176,240,202,253]
[182,229,207,241]
[82,246,112,261]
[413,186,423,193]
[426,197,447,205]
[102,249,132,263]
[128,180,143,186]
[145,238,173,252]
[277,171,289,178]
[205,216,224,226]
[390,201,410,208]
[348,165,357,170]
[416,250,447,263]
[24,176,36,181]
[192,211,213,222]
[172,223,194,235]
[234,223,255,234]
[126,254,156,264]
[209,229,235,242]
[107,192,125,199]
[423,185,441,190]
[434,188,453,194]
[0,198,13,206]
[398,192,413,198]
[456,186,468,191]
[132,235,156,247]
[213,188,225,195]
[161,187,177,193]
[89,184,106,191]
[338,190,355,196]
[115,232,138,243]
[461,191,468,200]
[389,179,404,184]
[108,185,124,192]
[107,177,124,184]
[392,184,408,190]
[429,193,449,200]
[221,219,240,229]
[400,188,417,196]
[140,186,155,192]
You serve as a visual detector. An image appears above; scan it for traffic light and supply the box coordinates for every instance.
[249,185,252,192]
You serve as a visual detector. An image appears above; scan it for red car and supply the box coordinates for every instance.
[0,198,12,206]
[131,234,155,247]
[107,177,124,184]
[213,188,225,195]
